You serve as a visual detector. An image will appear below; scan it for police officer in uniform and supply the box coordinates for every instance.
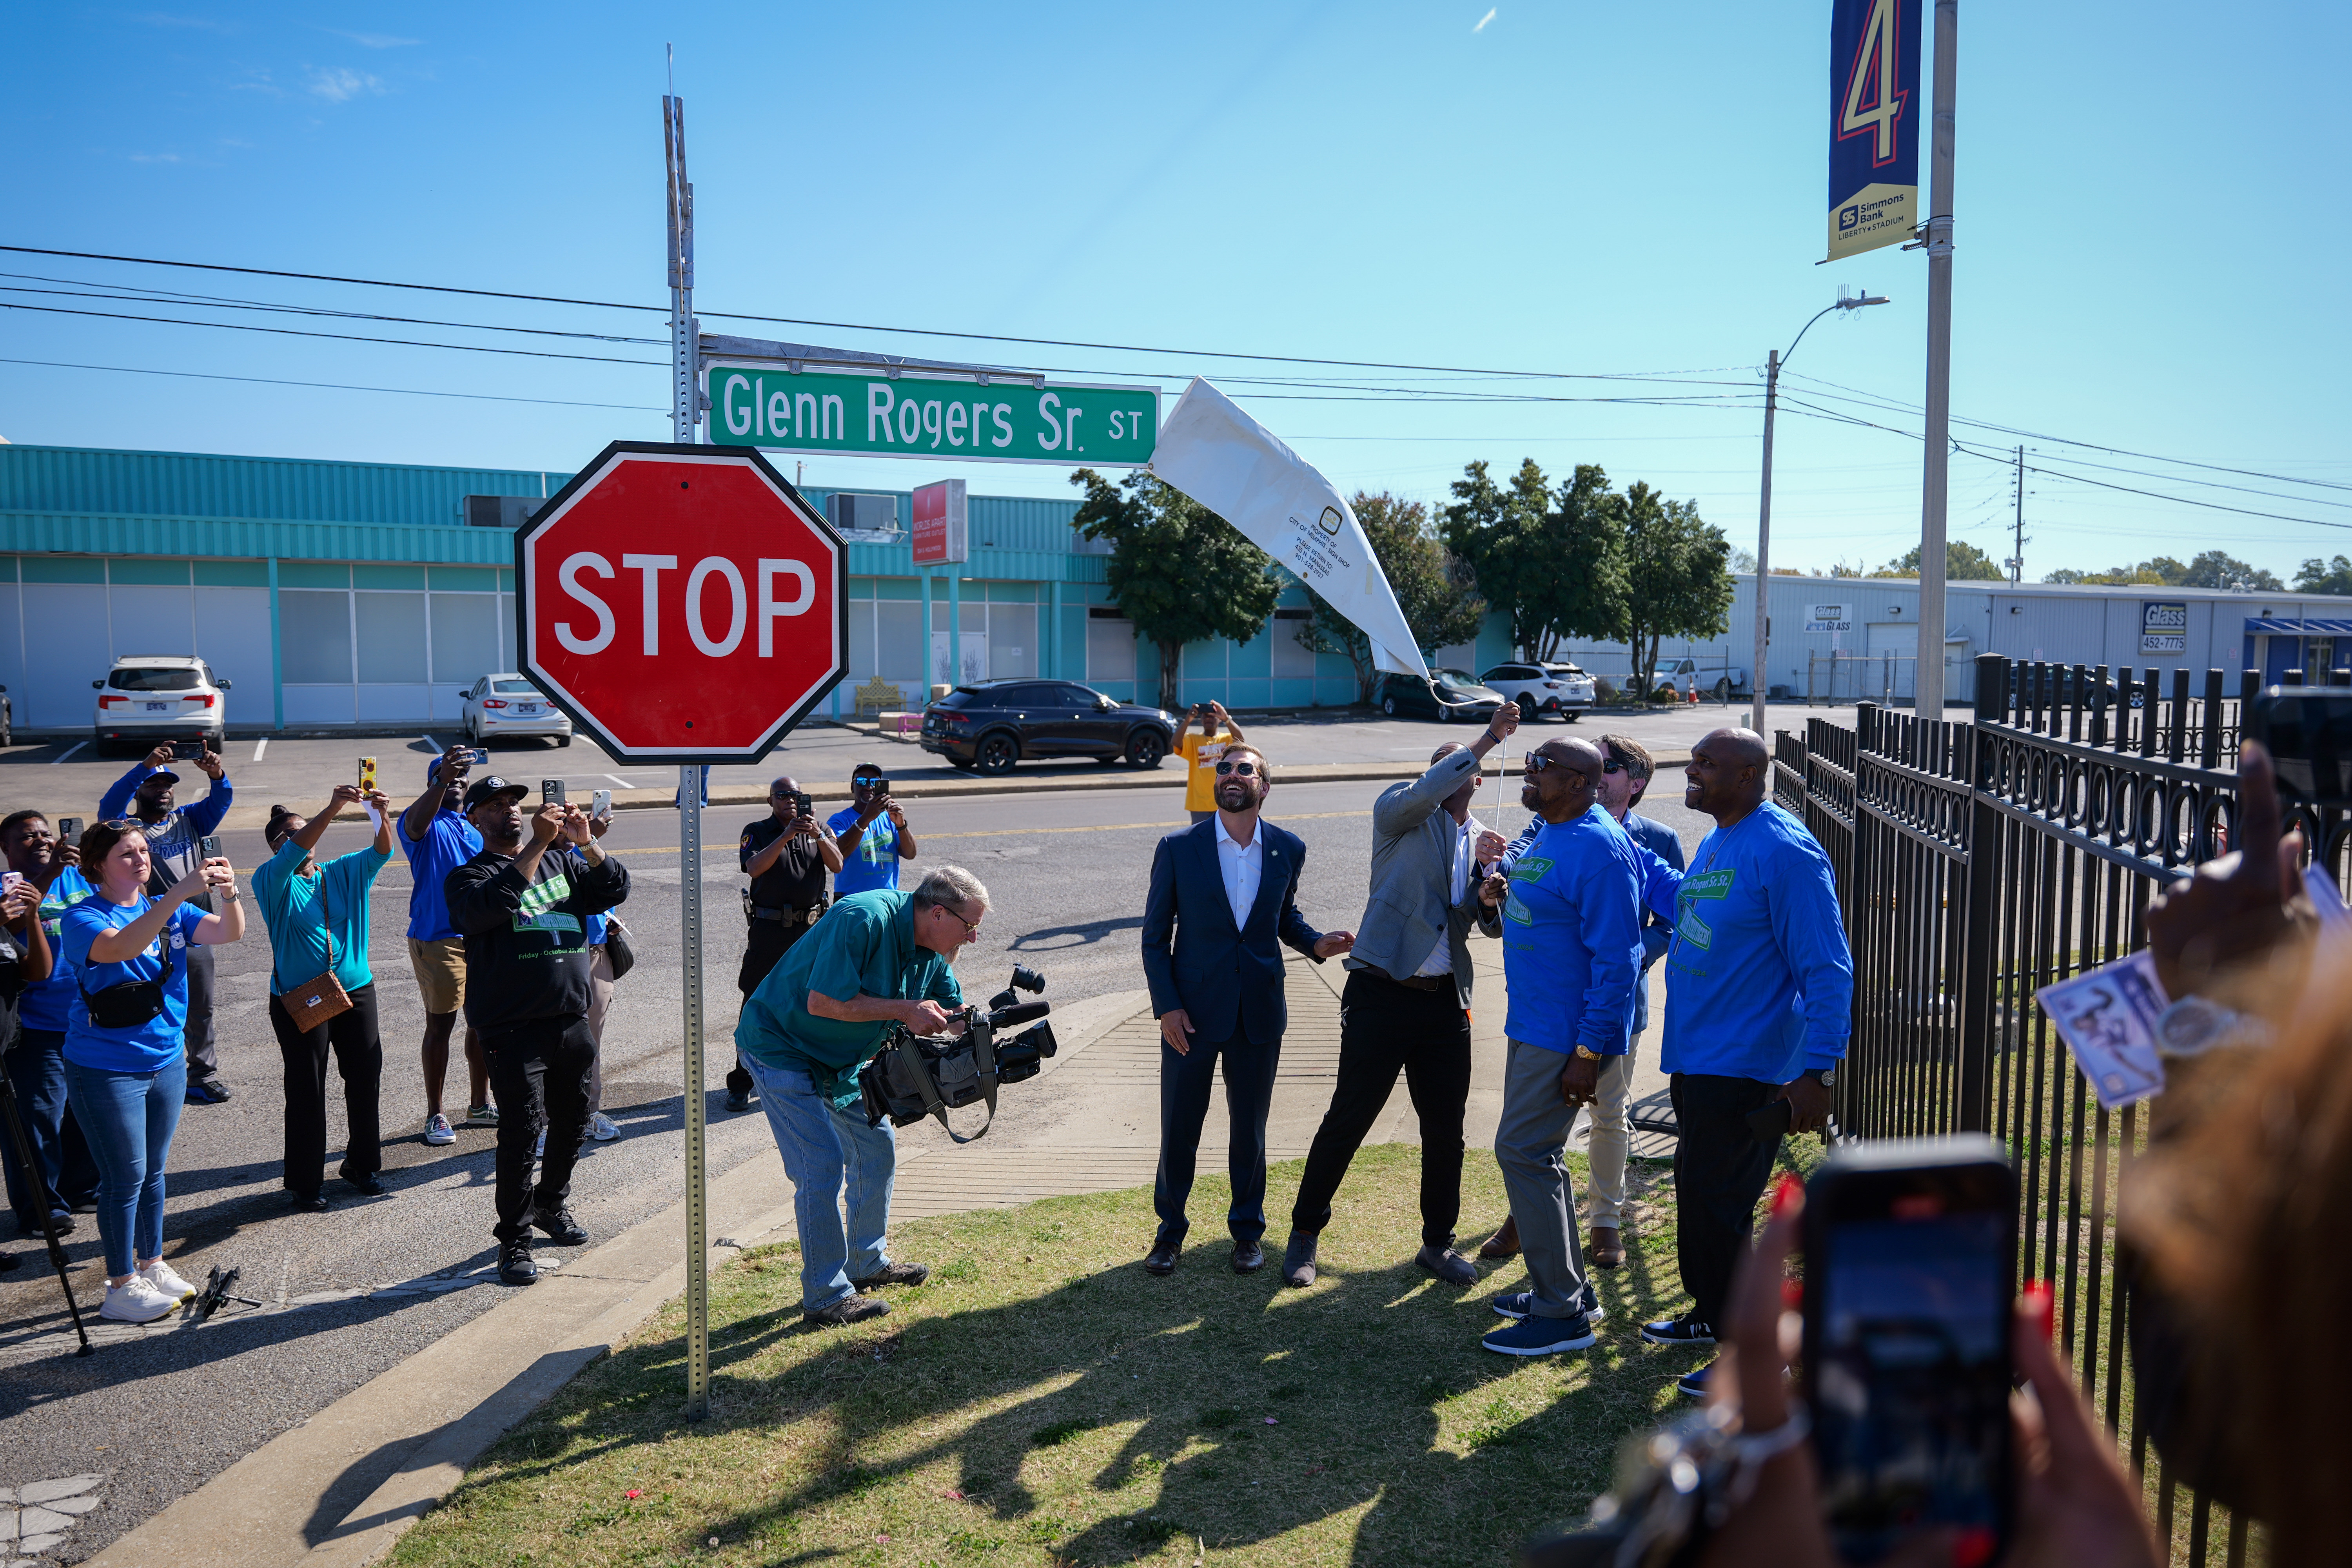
[727,776,843,1112]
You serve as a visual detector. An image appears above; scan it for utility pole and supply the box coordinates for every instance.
[662,80,711,1425]
[1911,0,1957,724]
[1750,349,1781,736]
[2010,445,2024,585]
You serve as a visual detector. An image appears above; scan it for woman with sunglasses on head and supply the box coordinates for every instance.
[254,786,395,1212]
[58,818,245,1323]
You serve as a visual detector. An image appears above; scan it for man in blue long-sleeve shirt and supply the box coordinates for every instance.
[1475,736,1644,1357]
[99,744,236,1102]
[1635,728,1853,1402]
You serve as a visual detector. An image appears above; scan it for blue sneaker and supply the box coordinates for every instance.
[1675,1362,1713,1399]
[1494,1288,1607,1323]
[185,1074,231,1105]
[1640,1315,1715,1346]
[1481,1312,1598,1357]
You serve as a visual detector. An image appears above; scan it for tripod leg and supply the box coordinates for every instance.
[0,1073,94,1355]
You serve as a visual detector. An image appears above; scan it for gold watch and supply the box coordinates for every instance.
[1573,1045,1602,1061]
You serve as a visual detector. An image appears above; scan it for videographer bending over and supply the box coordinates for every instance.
[445,777,630,1287]
[736,865,989,1328]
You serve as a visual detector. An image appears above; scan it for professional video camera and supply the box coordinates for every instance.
[858,964,1056,1144]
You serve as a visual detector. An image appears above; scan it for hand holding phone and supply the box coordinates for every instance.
[359,756,377,793]
[541,779,566,807]
[590,789,612,821]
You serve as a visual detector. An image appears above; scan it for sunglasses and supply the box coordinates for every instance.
[1213,760,1260,777]
[938,906,982,939]
[1601,758,1628,775]
[1521,754,1564,775]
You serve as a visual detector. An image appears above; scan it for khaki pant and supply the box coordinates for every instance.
[584,944,614,1115]
[1583,1031,1641,1228]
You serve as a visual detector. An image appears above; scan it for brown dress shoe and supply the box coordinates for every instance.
[1477,1214,1521,1260]
[1588,1225,1624,1269]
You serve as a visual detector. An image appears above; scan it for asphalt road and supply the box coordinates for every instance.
[0,771,1716,1557]
[0,697,1836,830]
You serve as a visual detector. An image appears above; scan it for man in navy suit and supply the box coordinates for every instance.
[1140,742,1353,1275]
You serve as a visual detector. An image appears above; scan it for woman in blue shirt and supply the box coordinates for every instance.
[254,787,394,1212]
[60,819,246,1324]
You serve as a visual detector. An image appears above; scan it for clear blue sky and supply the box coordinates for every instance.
[5,2,2348,581]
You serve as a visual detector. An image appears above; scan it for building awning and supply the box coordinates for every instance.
[2244,617,2352,635]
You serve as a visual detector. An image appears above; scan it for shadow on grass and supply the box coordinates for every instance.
[397,1147,1828,1567]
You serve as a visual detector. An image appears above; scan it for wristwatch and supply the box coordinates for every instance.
[1573,1045,1602,1062]
[1804,1066,1837,1087]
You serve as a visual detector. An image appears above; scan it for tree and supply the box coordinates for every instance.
[2181,550,2282,590]
[1069,468,1279,710]
[1292,492,1488,703]
[1872,540,2007,581]
[2296,555,2352,596]
[1619,484,1734,698]
[1439,459,1626,662]
[2042,551,2283,590]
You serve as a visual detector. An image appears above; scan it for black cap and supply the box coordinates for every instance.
[463,776,529,813]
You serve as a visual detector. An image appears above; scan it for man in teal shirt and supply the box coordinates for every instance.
[736,864,989,1326]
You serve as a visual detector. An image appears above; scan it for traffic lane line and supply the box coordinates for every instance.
[51,740,87,764]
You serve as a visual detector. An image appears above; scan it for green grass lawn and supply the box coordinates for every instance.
[390,1145,1808,1568]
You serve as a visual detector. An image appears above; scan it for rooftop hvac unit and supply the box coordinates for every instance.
[460,495,542,528]
[826,492,901,541]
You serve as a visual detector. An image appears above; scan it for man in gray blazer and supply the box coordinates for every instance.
[1281,701,1521,1288]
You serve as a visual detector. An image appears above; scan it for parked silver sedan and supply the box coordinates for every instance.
[459,674,573,746]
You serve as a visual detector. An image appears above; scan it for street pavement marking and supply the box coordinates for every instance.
[51,741,86,764]
[421,734,442,753]
[603,807,1375,856]
[253,738,269,762]
[604,773,636,789]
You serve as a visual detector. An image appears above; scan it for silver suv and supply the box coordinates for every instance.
[93,656,230,751]
[1480,661,1596,720]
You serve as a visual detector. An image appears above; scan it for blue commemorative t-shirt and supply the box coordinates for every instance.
[1497,808,1644,1055]
[20,866,96,1033]
[61,895,208,1072]
[403,809,483,942]
[827,806,902,896]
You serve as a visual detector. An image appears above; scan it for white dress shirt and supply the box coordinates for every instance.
[1413,812,1482,977]
[1214,815,1263,929]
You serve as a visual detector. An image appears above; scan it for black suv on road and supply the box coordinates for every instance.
[920,680,1179,776]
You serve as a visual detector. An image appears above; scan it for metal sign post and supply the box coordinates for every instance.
[663,85,711,1423]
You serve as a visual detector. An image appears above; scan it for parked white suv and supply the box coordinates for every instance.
[460,675,573,746]
[1480,661,1596,720]
[93,657,230,751]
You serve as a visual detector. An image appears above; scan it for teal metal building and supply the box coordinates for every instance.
[0,443,1507,733]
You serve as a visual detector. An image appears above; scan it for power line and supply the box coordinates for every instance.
[0,276,669,345]
[0,301,666,367]
[0,357,670,413]
[0,244,667,314]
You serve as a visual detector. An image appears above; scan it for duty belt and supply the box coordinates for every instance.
[747,899,826,927]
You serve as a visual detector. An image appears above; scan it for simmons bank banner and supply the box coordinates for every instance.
[1828,0,1921,262]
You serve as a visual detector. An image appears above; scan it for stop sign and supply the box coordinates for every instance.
[516,441,847,761]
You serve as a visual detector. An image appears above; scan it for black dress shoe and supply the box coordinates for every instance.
[1232,1240,1266,1274]
[1143,1240,1180,1276]
[499,1239,538,1285]
[342,1173,387,1196]
[1282,1232,1318,1287]
[290,1193,330,1213]
[530,1205,590,1245]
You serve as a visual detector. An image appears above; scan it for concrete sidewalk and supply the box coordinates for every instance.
[76,946,1670,1568]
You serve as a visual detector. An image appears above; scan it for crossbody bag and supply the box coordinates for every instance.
[79,904,182,1030]
[277,878,353,1033]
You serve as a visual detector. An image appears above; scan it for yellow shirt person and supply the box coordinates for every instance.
[1178,702,1246,821]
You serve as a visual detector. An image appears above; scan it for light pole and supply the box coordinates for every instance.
[1750,290,1889,735]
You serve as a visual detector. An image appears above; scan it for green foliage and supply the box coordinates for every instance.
[1292,491,1487,703]
[1070,468,1280,708]
[2043,550,2283,590]
[1872,539,2008,581]
[2296,555,2352,595]
[1441,459,1630,662]
[1619,483,1734,697]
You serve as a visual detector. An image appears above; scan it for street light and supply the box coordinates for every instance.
[1750,289,1891,735]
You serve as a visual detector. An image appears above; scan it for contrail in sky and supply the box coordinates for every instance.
[1473,8,1495,31]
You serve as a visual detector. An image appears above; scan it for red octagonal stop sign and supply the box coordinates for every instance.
[517,441,847,762]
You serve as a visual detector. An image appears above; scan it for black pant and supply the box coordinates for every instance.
[1669,1073,1782,1330]
[183,940,218,1078]
[1154,1032,1281,1247]
[268,984,383,1199]
[4,1023,99,1227]
[1291,970,1472,1248]
[484,1015,595,1243]
[731,916,813,1097]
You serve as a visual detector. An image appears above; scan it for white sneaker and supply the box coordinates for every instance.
[140,1259,197,1301]
[424,1112,457,1146]
[101,1276,182,1323]
[588,1112,619,1142]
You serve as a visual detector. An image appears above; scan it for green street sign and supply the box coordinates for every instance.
[704,361,1158,467]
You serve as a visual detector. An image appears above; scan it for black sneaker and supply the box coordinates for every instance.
[1639,1315,1715,1346]
[851,1261,929,1289]
[724,1088,755,1113]
[1676,1363,1713,1399]
[185,1074,232,1105]
[530,1206,589,1245]
[804,1293,889,1327]
[499,1240,538,1285]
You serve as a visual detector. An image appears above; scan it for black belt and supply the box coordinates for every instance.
[749,902,825,926]
[1361,965,1448,992]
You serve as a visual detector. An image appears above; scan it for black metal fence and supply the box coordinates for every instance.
[1773,652,2283,1566]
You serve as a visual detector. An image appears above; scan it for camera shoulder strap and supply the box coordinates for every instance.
[911,1026,1002,1146]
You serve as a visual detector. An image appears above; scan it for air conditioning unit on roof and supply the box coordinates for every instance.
[460,495,541,528]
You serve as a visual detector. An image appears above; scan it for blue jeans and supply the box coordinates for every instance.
[62,1054,186,1278]
[744,1055,896,1312]
[4,1024,100,1229]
